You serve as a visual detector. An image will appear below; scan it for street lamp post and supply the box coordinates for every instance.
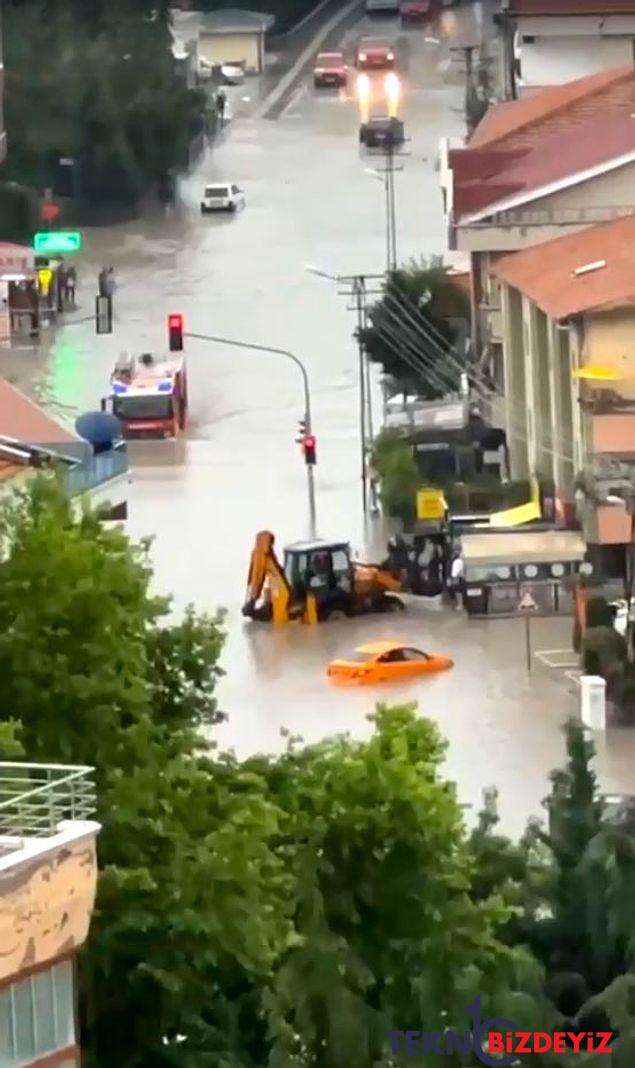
[185,331,316,538]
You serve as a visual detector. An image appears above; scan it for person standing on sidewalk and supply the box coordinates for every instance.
[216,89,227,125]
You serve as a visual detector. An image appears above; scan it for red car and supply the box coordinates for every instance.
[356,38,395,70]
[400,0,433,20]
[313,51,347,88]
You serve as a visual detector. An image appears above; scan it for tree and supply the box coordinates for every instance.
[0,478,291,1068]
[360,260,469,400]
[371,429,419,524]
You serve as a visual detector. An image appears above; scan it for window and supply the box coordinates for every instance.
[0,959,76,1067]
[402,648,429,661]
[113,395,173,421]
[205,186,229,197]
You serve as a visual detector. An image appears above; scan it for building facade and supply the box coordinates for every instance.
[0,762,100,1067]
[498,0,635,97]
[493,215,635,576]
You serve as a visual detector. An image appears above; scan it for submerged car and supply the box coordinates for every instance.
[327,640,453,683]
[359,115,405,148]
[400,0,433,21]
[200,182,245,213]
[314,51,348,87]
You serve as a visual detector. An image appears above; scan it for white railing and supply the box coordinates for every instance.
[0,762,96,845]
[462,205,635,229]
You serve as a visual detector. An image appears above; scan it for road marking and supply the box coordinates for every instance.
[280,83,308,117]
[253,0,363,119]
[534,648,578,669]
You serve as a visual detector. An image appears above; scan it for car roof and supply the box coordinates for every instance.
[355,640,408,655]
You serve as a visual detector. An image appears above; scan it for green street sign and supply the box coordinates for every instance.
[33,231,82,254]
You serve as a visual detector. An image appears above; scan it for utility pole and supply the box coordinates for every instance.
[337,273,384,517]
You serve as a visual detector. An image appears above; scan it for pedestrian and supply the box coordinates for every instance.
[105,266,116,299]
[66,265,76,305]
[217,89,227,124]
[98,267,108,298]
[449,551,465,611]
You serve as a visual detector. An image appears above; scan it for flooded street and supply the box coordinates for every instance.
[4,4,635,835]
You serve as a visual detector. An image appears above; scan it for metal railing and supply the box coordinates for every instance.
[63,444,129,497]
[0,763,96,847]
[461,205,635,230]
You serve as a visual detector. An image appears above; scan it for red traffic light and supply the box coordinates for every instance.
[302,434,316,466]
[303,435,315,450]
[168,313,184,352]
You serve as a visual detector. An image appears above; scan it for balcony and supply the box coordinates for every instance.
[0,763,100,984]
[63,442,129,497]
[0,762,96,857]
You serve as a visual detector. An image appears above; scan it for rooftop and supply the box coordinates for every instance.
[0,762,97,868]
[0,377,75,446]
[450,67,635,221]
[197,8,274,33]
[506,0,635,14]
[493,214,635,318]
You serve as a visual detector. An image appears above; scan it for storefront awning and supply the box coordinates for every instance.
[462,530,586,568]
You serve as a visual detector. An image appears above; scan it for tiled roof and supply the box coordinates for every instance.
[0,378,75,446]
[451,67,635,220]
[469,67,633,149]
[493,214,635,318]
[507,0,635,15]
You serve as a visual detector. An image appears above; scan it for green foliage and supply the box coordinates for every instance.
[3,0,203,206]
[361,260,468,399]
[371,429,419,524]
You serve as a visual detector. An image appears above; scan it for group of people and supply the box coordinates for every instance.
[383,534,465,605]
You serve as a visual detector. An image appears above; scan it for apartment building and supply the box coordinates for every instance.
[493,215,635,576]
[440,66,635,375]
[498,0,635,97]
[0,762,100,1066]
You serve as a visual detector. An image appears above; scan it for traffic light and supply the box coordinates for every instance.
[303,435,316,466]
[168,313,184,352]
[296,419,316,465]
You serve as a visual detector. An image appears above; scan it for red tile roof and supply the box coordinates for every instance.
[451,67,635,220]
[493,214,635,318]
[0,378,75,445]
[469,66,633,149]
[507,0,635,14]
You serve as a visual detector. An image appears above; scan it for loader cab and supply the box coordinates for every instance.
[283,540,354,602]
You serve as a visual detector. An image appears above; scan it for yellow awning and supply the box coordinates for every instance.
[488,475,541,527]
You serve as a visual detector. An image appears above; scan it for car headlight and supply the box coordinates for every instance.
[387,51,394,60]
[315,67,323,73]
[359,52,367,61]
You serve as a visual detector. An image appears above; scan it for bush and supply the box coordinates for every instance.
[371,430,419,525]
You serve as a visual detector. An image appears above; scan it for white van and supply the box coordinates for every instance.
[200,183,245,213]
[366,0,400,12]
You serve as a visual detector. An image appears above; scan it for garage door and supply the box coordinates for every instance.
[199,33,260,72]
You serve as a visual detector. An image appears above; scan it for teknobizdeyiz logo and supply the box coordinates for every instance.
[389,997,516,1067]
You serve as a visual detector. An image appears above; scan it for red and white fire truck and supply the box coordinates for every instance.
[104,353,188,438]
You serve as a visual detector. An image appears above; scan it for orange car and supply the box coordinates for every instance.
[327,640,453,684]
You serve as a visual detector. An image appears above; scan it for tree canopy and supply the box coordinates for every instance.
[360,260,470,401]
[3,0,203,206]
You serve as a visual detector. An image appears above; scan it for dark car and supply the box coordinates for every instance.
[359,115,405,148]
[313,51,348,87]
[356,37,396,69]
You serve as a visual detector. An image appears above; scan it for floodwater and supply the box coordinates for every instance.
[3,4,635,835]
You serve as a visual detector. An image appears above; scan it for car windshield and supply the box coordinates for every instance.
[205,186,229,197]
[113,395,173,420]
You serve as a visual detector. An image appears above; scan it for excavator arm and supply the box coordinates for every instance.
[242,531,295,623]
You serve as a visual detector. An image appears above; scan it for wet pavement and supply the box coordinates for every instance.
[3,2,635,834]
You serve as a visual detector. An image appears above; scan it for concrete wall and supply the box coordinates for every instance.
[199,32,260,72]
[517,35,633,86]
[0,826,99,983]
[582,308,635,401]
